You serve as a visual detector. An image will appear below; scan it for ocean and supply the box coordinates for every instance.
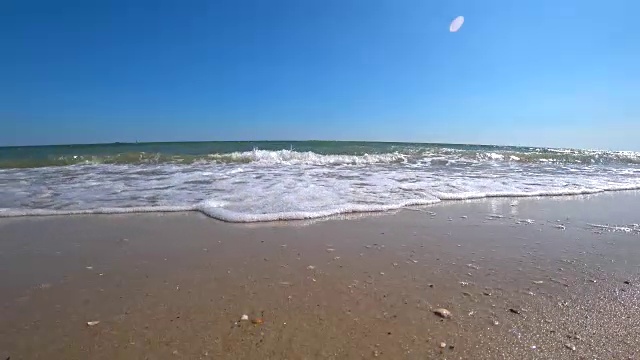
[1,141,639,222]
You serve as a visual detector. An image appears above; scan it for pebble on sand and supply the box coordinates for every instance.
[240,314,249,321]
[564,343,576,351]
[434,308,452,319]
[439,342,447,348]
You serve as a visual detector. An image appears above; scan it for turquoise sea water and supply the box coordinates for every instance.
[1,141,639,221]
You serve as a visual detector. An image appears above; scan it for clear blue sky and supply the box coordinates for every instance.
[1,0,638,149]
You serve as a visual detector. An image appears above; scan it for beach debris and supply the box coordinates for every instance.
[466,263,479,270]
[251,317,264,325]
[86,321,100,327]
[564,343,576,351]
[307,265,316,270]
[483,291,492,296]
[85,266,93,270]
[240,314,249,321]
[459,281,469,286]
[372,350,381,357]
[486,214,504,220]
[434,308,452,319]
[493,320,500,326]
[624,280,631,285]
[379,272,385,276]
[460,215,467,219]
[532,280,544,284]
[462,292,472,297]
[439,341,447,348]
[326,248,335,253]
[392,262,398,267]
[508,308,521,315]
[554,224,566,230]
[333,256,340,260]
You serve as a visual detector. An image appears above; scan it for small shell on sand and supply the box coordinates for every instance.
[86,321,100,326]
[434,308,452,319]
[439,342,447,348]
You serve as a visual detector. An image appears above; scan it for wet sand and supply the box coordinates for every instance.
[1,192,639,359]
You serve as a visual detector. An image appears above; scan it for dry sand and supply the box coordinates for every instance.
[1,192,639,359]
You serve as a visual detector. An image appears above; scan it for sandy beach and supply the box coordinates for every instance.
[1,192,639,359]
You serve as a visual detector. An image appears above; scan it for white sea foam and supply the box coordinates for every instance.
[1,149,640,222]
[206,149,410,165]
[587,223,640,234]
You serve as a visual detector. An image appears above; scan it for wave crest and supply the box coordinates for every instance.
[2,147,640,169]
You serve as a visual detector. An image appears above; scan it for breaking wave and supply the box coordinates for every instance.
[2,147,640,169]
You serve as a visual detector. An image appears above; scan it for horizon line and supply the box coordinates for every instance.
[0,139,630,152]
